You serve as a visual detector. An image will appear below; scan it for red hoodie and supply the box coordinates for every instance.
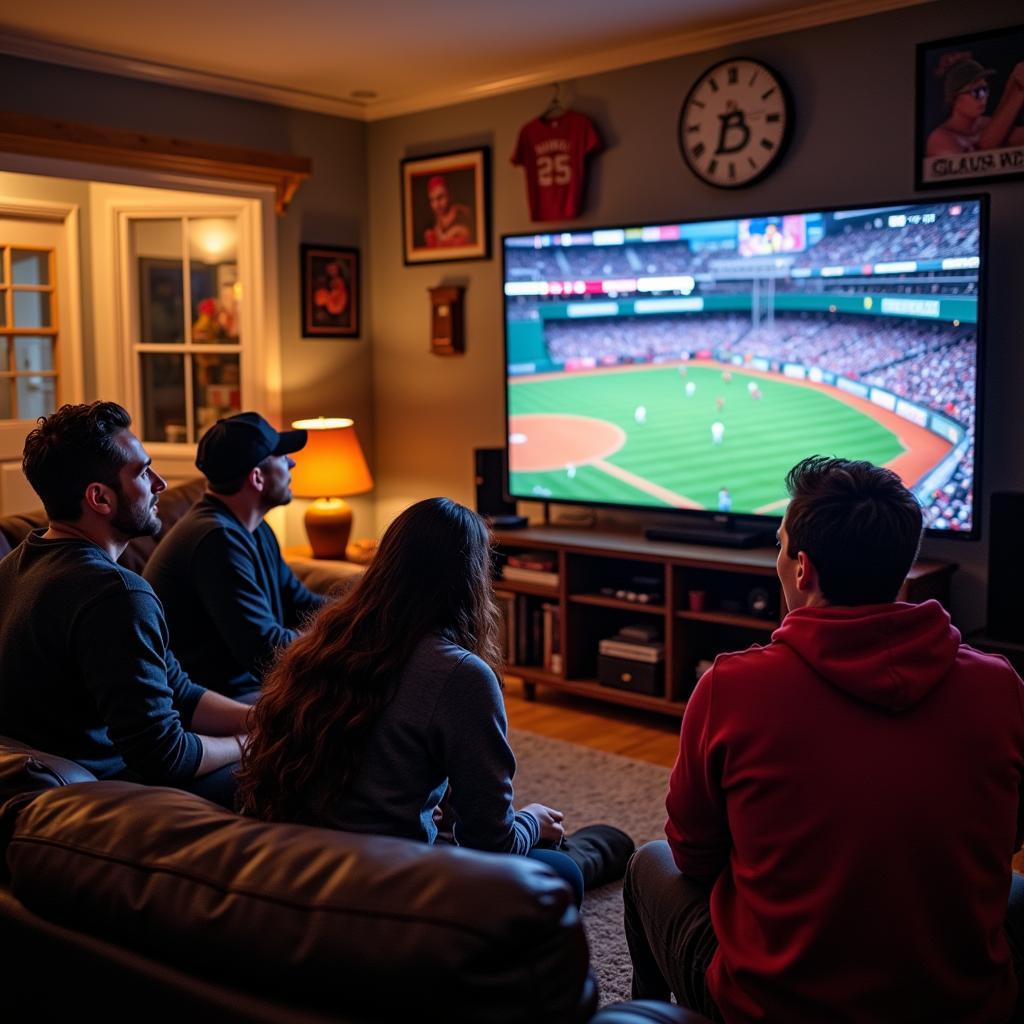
[666,600,1024,1022]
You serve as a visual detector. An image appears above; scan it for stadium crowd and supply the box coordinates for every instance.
[789,209,978,268]
[506,207,977,284]
[544,315,749,361]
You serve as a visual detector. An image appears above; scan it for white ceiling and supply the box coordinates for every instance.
[1,0,931,121]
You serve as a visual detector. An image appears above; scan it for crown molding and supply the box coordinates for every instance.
[0,30,372,119]
[0,113,310,213]
[0,0,932,124]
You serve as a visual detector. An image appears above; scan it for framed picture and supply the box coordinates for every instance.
[301,245,359,338]
[401,147,490,264]
[916,26,1024,189]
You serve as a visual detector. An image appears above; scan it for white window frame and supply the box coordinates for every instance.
[91,183,280,480]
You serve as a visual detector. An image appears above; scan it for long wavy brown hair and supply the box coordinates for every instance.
[235,496,502,825]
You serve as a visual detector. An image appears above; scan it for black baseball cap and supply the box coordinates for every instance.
[196,412,307,483]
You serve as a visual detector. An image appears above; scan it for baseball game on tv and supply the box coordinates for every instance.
[502,197,984,535]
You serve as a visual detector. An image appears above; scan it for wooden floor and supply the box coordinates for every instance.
[504,676,681,768]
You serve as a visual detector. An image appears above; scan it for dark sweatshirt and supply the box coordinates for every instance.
[0,531,205,781]
[667,600,1024,1023]
[144,494,325,698]
[317,633,540,854]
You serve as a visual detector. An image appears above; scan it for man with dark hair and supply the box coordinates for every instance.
[624,456,1024,1022]
[0,402,250,807]
[144,412,326,701]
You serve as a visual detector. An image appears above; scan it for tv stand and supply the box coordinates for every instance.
[491,525,955,717]
[644,517,774,549]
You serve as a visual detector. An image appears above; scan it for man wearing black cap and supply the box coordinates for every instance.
[144,412,327,702]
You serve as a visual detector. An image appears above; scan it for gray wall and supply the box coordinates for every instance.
[0,54,374,535]
[367,0,1024,630]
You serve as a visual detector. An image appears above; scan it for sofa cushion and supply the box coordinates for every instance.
[0,509,45,556]
[0,478,207,572]
[7,782,595,1023]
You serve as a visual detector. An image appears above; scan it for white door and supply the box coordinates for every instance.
[0,208,83,513]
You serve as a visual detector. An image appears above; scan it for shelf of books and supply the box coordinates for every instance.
[492,527,954,718]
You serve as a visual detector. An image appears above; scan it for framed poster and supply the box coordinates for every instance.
[916,26,1024,188]
[401,147,490,264]
[301,245,359,338]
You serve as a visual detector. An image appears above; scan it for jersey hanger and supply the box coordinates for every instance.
[542,82,565,121]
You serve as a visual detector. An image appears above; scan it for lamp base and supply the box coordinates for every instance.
[305,498,353,560]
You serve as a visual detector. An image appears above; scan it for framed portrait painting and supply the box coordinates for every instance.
[916,26,1024,189]
[401,147,491,264]
[301,245,359,337]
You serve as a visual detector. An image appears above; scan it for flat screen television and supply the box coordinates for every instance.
[502,196,985,538]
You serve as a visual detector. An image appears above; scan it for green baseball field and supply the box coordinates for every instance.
[507,363,925,514]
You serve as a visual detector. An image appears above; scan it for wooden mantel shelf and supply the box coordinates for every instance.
[0,113,311,214]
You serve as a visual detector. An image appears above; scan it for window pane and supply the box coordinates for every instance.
[14,336,54,372]
[16,374,55,420]
[0,290,6,327]
[189,219,240,345]
[0,337,8,369]
[13,291,51,328]
[134,220,184,344]
[0,381,11,419]
[11,250,49,286]
[193,352,240,435]
[140,352,187,443]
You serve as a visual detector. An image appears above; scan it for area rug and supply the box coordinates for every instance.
[508,728,672,1005]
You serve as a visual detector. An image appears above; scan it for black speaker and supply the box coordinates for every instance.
[474,448,527,528]
[988,493,1024,642]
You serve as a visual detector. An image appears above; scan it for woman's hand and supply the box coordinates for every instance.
[521,802,565,843]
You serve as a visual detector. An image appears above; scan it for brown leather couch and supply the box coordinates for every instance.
[0,736,708,1024]
[0,476,362,594]
[0,477,208,570]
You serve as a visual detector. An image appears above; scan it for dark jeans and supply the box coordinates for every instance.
[624,840,721,1020]
[623,840,1024,1021]
[177,760,240,810]
[530,847,585,908]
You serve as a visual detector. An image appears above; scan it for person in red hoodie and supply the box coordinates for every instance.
[624,455,1024,1022]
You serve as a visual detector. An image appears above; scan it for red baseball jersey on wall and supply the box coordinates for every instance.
[511,111,602,222]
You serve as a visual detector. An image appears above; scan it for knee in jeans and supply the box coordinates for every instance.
[624,839,669,900]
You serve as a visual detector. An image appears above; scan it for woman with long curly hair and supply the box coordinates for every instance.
[237,497,630,903]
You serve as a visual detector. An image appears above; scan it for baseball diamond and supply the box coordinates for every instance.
[508,361,952,513]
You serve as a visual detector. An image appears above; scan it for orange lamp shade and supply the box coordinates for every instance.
[290,418,373,499]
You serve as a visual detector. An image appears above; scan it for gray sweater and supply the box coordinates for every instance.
[319,633,540,854]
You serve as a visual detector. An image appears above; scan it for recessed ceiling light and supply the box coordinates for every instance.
[350,89,378,100]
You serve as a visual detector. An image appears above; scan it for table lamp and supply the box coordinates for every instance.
[290,417,373,559]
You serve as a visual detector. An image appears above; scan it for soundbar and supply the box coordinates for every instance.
[644,523,774,549]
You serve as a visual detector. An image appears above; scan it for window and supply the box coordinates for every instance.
[0,245,58,421]
[130,216,244,444]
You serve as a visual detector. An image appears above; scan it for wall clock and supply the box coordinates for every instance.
[678,58,792,188]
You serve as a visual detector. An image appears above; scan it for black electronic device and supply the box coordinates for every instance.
[987,492,1024,642]
[746,586,776,620]
[475,448,528,529]
[597,654,663,696]
[645,518,774,549]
